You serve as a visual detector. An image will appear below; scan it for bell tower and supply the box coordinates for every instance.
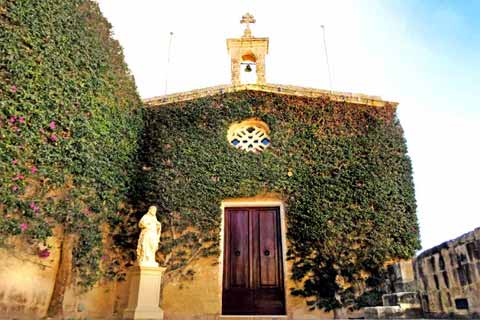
[227,13,269,85]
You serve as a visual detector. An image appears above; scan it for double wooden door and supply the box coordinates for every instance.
[222,207,285,315]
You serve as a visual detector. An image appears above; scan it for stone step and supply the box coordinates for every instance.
[382,291,420,307]
[363,306,423,319]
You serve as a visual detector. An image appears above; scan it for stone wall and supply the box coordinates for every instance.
[0,236,60,319]
[363,260,422,319]
[0,235,339,320]
[0,232,118,320]
[117,256,338,320]
[414,227,480,318]
[364,227,480,319]
[385,260,417,294]
[4,226,480,320]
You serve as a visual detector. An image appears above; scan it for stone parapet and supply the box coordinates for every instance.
[144,83,398,108]
[362,228,480,319]
[414,227,480,318]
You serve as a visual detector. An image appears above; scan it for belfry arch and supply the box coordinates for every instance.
[226,13,269,85]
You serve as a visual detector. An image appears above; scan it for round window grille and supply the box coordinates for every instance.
[227,119,271,153]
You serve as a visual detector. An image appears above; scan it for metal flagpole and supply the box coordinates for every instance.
[321,25,333,92]
[165,31,174,95]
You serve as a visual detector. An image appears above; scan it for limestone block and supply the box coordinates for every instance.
[384,260,418,295]
[363,306,403,319]
[123,266,166,320]
[382,292,420,308]
[0,231,62,319]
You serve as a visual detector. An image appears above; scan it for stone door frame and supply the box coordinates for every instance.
[219,198,288,316]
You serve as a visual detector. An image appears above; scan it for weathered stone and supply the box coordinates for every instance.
[414,227,480,318]
[364,306,403,319]
[382,292,420,307]
[226,13,268,85]
[144,83,397,109]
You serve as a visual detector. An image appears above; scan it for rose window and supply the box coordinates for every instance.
[227,119,271,153]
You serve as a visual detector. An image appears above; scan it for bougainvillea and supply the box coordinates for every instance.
[0,0,142,286]
[137,91,421,311]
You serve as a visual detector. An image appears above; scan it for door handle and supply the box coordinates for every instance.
[264,249,270,256]
[234,250,241,256]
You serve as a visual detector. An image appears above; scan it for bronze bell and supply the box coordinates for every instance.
[244,64,252,72]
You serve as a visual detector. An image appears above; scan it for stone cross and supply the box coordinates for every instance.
[240,12,255,37]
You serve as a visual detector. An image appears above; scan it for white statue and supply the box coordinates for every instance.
[137,206,161,267]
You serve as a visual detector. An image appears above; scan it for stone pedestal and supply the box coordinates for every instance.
[123,266,166,320]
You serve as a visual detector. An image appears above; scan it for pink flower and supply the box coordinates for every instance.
[20,223,28,232]
[31,166,38,174]
[49,121,56,130]
[38,248,50,258]
[50,134,58,142]
[12,159,18,165]
[9,116,16,123]
[12,185,19,192]
[10,85,17,93]
[19,117,25,124]
[29,201,40,212]
[101,255,107,261]
[13,174,24,181]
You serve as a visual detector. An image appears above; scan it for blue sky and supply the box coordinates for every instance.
[98,0,480,251]
[358,0,480,250]
[379,0,480,114]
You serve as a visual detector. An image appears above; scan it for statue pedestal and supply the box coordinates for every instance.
[123,266,166,320]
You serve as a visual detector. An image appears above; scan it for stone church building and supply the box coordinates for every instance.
[122,13,419,320]
[0,12,421,320]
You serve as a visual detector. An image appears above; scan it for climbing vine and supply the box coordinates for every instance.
[138,91,421,311]
[0,0,142,287]
[0,0,420,312]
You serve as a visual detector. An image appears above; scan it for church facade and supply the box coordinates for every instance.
[126,14,420,320]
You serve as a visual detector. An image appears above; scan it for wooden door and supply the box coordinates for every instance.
[223,207,285,315]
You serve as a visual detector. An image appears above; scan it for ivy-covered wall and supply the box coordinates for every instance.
[0,0,142,289]
[139,90,421,311]
[0,0,421,315]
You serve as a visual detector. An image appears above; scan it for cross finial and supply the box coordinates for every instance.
[240,12,255,38]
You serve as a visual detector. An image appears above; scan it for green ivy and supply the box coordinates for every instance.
[0,0,142,287]
[137,91,420,310]
[0,0,420,309]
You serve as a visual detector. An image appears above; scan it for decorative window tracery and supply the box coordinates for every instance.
[227,119,271,153]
